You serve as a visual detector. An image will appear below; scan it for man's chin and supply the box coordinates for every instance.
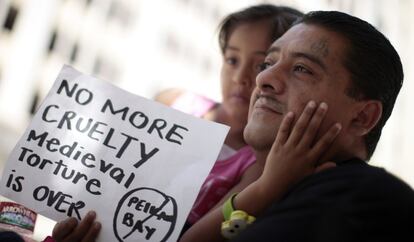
[244,123,279,148]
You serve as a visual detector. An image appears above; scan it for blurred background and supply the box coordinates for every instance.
[0,0,413,240]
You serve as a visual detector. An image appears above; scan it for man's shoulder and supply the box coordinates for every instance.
[287,158,414,202]
[262,158,414,242]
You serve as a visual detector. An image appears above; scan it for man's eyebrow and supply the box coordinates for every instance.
[267,46,280,55]
[291,52,327,71]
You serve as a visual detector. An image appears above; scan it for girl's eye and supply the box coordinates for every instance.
[254,63,263,72]
[225,57,238,65]
[294,65,312,74]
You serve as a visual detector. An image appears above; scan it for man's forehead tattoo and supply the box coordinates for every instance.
[310,38,329,58]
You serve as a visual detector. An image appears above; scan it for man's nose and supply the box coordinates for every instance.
[256,64,285,93]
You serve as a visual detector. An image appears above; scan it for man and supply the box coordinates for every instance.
[229,10,414,242]
[181,10,414,242]
[51,11,414,242]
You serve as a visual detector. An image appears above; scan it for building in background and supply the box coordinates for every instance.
[0,0,413,240]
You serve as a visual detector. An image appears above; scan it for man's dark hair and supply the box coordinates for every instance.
[297,11,404,159]
[218,4,303,53]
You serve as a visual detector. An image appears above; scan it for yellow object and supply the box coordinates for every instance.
[221,210,256,239]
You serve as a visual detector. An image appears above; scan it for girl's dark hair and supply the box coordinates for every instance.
[218,4,303,53]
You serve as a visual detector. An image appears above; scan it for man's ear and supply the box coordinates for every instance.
[350,100,382,136]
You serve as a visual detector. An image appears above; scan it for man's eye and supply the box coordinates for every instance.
[294,65,312,74]
[259,62,271,72]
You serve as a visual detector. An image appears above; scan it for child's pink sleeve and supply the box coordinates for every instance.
[43,236,55,242]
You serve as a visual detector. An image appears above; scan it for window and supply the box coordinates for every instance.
[70,42,79,62]
[48,30,58,52]
[3,5,19,31]
[29,89,40,115]
[93,56,119,82]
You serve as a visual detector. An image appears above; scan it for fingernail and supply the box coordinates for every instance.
[87,211,96,218]
[319,102,327,110]
[308,100,316,108]
[94,222,101,230]
[286,111,294,118]
[335,123,342,132]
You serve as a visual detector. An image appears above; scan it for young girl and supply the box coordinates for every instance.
[155,4,303,234]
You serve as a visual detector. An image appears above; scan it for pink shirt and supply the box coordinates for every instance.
[187,146,255,224]
[171,91,256,224]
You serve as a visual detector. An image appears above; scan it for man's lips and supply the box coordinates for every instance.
[253,95,284,114]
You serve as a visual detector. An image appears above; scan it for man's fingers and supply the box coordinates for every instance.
[67,211,97,241]
[52,217,78,241]
[53,211,98,242]
[81,221,101,242]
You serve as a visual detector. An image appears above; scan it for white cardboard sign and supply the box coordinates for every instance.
[0,65,229,241]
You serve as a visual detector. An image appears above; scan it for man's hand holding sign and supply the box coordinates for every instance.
[0,65,229,241]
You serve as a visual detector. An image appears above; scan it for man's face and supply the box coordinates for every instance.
[244,23,359,153]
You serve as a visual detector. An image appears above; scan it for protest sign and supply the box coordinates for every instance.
[0,65,229,241]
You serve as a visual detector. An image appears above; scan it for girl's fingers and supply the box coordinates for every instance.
[299,102,328,148]
[274,111,295,145]
[310,122,342,160]
[288,100,317,145]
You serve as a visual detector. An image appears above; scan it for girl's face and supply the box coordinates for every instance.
[220,20,273,123]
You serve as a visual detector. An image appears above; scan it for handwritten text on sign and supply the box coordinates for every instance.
[0,65,229,241]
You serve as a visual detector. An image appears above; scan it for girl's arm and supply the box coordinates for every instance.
[208,162,263,213]
[180,101,341,242]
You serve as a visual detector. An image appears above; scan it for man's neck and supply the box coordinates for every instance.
[321,138,368,163]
